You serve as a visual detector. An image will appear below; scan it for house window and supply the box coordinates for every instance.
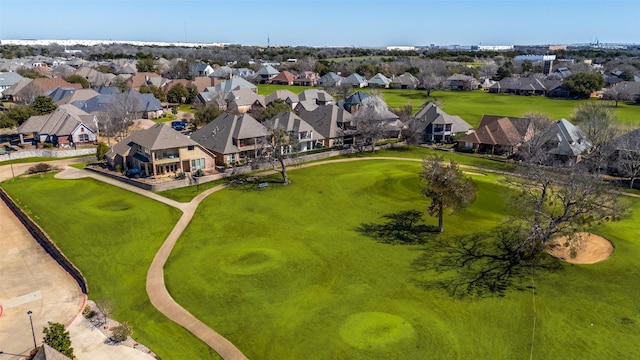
[191,158,206,170]
[188,145,194,151]
[78,133,89,142]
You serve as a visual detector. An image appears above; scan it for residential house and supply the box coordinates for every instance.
[232,68,256,79]
[343,90,372,113]
[191,76,216,93]
[255,65,280,84]
[447,74,480,91]
[411,102,473,143]
[606,129,640,187]
[205,77,257,95]
[17,104,98,147]
[2,78,31,101]
[391,72,419,89]
[265,89,299,107]
[191,63,214,77]
[126,72,165,90]
[105,123,217,177]
[367,73,392,88]
[294,71,319,86]
[298,89,334,105]
[271,70,297,85]
[226,88,266,114]
[72,89,164,119]
[535,118,592,163]
[190,112,268,166]
[342,73,368,88]
[489,77,562,96]
[610,81,640,102]
[268,111,324,152]
[72,67,116,87]
[0,72,26,96]
[457,115,532,155]
[53,88,101,105]
[352,101,403,137]
[11,78,82,104]
[298,104,355,148]
[317,72,344,87]
[553,67,572,78]
[209,65,233,80]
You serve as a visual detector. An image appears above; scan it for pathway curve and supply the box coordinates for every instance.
[7,155,639,360]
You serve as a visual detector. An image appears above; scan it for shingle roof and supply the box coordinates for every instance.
[458,117,524,146]
[265,89,299,105]
[298,89,334,103]
[129,123,198,150]
[298,104,353,139]
[256,64,280,76]
[271,70,297,84]
[32,343,71,360]
[209,78,257,94]
[210,66,233,78]
[344,90,371,105]
[191,113,267,154]
[413,102,472,133]
[343,73,367,86]
[0,71,26,87]
[18,104,97,136]
[540,118,592,156]
[71,90,162,114]
[368,73,392,86]
[317,72,343,86]
[268,111,322,138]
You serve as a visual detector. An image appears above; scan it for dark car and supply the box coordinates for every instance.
[171,120,189,131]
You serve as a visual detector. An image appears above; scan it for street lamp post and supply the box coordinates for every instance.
[27,310,37,351]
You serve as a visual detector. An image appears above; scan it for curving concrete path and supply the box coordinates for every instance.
[8,155,639,360]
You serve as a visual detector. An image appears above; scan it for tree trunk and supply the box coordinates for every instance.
[279,158,289,184]
[630,177,636,189]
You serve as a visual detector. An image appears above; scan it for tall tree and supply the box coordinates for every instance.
[42,322,74,359]
[255,99,290,121]
[261,120,298,184]
[417,60,448,96]
[513,112,555,164]
[505,164,626,257]
[193,105,223,128]
[611,130,640,189]
[166,83,189,104]
[602,86,634,107]
[420,155,477,232]
[563,72,605,99]
[31,95,58,115]
[136,57,156,73]
[571,101,620,170]
[139,84,166,102]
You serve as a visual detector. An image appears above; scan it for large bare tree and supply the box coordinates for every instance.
[417,60,448,97]
[352,95,394,152]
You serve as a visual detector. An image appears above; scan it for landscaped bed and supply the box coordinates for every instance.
[164,160,640,359]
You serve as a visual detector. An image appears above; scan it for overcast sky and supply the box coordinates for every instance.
[1,0,638,47]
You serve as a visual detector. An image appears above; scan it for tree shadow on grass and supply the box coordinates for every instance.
[412,225,562,298]
[226,173,282,191]
[356,210,439,245]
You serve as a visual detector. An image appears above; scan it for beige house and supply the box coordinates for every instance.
[106,123,216,177]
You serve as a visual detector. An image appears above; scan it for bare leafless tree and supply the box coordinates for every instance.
[417,59,448,96]
[513,112,555,164]
[105,91,141,141]
[602,86,634,107]
[353,96,394,152]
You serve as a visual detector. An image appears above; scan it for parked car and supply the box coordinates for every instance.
[171,120,189,131]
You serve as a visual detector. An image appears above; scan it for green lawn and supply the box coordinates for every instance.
[256,85,640,128]
[165,160,640,359]
[0,154,91,166]
[0,174,219,359]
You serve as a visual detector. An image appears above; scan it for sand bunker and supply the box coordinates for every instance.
[547,232,614,264]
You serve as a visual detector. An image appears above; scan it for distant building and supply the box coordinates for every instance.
[386,46,416,51]
[472,45,514,51]
[549,45,567,51]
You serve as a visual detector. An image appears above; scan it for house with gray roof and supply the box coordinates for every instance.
[489,77,562,96]
[226,88,265,114]
[342,73,368,88]
[191,63,215,77]
[233,68,256,79]
[267,111,324,152]
[317,72,344,87]
[190,112,268,166]
[18,104,98,147]
[391,72,419,89]
[298,89,334,105]
[205,77,257,95]
[411,102,473,143]
[2,78,31,101]
[255,65,280,84]
[209,65,233,80]
[343,90,372,113]
[447,74,480,91]
[0,71,26,95]
[105,123,217,177]
[367,73,392,88]
[265,89,299,107]
[536,118,591,163]
[298,104,355,148]
[72,89,164,119]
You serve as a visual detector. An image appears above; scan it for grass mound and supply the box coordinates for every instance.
[339,312,415,350]
[220,248,285,275]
